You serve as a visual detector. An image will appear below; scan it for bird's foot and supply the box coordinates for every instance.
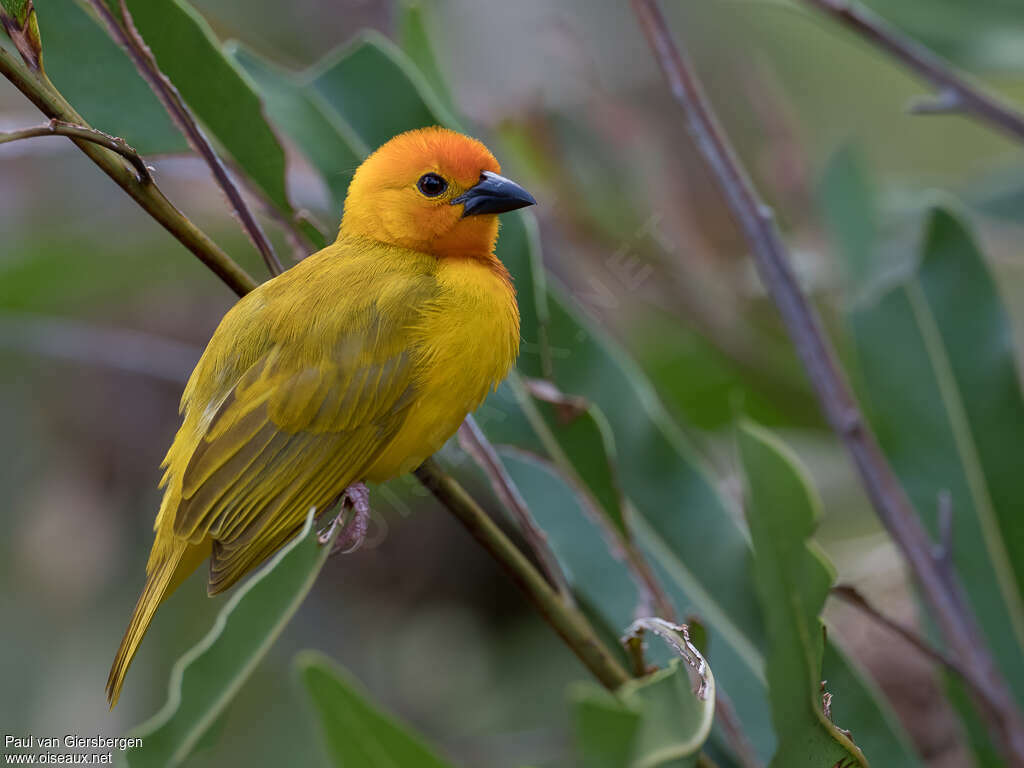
[317,482,371,555]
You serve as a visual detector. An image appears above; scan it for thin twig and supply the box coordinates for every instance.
[630,1,1024,763]
[0,47,256,296]
[714,690,763,768]
[458,415,574,601]
[230,162,321,260]
[415,458,632,691]
[83,0,283,277]
[799,0,1024,144]
[831,584,977,691]
[0,118,152,182]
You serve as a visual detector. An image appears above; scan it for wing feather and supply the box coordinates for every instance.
[164,257,436,593]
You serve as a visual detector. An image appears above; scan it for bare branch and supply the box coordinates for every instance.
[831,584,979,691]
[630,1,1024,763]
[800,0,1024,143]
[83,0,284,277]
[714,690,764,768]
[0,118,152,182]
[458,415,574,601]
[0,46,256,297]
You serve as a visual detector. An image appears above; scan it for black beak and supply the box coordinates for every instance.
[451,171,536,217]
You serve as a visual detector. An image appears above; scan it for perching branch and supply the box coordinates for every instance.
[83,0,283,278]
[0,46,256,297]
[0,118,152,183]
[630,1,1024,764]
[799,0,1024,144]
[458,415,574,601]
[415,457,632,691]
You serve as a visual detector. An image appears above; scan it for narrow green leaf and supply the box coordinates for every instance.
[0,0,42,70]
[819,145,880,294]
[32,0,186,154]
[297,651,456,768]
[516,374,629,537]
[122,0,292,212]
[122,511,335,768]
[1,0,31,22]
[739,421,868,767]
[308,31,462,150]
[230,43,365,218]
[846,206,1024,700]
[396,0,457,118]
[622,660,714,768]
[571,657,714,768]
[571,683,643,768]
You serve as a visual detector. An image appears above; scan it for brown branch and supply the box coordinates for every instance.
[798,0,1024,144]
[630,1,1024,764]
[83,0,283,277]
[713,689,764,768]
[457,415,574,601]
[0,118,152,182]
[831,585,977,690]
[415,458,632,691]
[0,47,256,297]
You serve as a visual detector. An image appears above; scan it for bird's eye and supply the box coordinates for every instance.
[417,172,448,198]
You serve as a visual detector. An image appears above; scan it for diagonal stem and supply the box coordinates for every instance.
[458,415,574,601]
[83,0,283,278]
[414,457,631,690]
[799,0,1024,143]
[630,1,1024,764]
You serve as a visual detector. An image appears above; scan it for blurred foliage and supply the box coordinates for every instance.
[122,512,333,768]
[298,652,456,768]
[2,0,1024,767]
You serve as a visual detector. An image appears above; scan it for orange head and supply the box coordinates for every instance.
[339,126,535,258]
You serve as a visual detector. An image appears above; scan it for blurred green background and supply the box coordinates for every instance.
[3,1,1024,766]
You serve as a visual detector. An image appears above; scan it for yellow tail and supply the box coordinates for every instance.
[106,542,208,708]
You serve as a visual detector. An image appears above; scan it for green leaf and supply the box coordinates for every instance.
[122,511,336,768]
[32,0,186,153]
[571,683,643,768]
[122,0,292,213]
[573,658,713,768]
[396,0,457,118]
[819,145,881,295]
[846,206,1024,699]
[0,0,42,70]
[230,43,365,219]
[297,651,456,768]
[309,31,462,151]
[516,374,629,537]
[0,0,31,21]
[738,421,868,767]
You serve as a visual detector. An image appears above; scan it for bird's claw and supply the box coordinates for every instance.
[318,482,371,554]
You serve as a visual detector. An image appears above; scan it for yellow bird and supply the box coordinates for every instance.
[106,127,534,706]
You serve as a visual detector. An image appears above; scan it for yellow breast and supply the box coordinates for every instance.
[364,255,520,481]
